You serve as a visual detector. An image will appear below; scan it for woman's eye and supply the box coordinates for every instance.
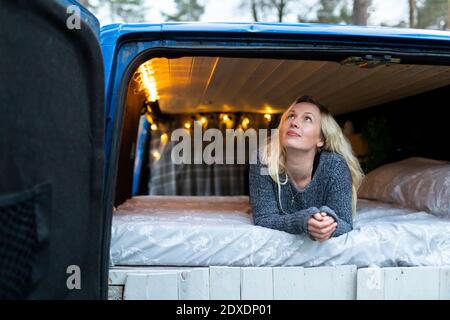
[304,116,312,122]
[288,114,295,120]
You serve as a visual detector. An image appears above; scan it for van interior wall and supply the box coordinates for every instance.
[335,84,450,171]
[114,82,143,207]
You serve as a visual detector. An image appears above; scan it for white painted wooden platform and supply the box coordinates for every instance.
[108,265,450,300]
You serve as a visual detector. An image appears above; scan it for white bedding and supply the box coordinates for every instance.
[110,196,450,267]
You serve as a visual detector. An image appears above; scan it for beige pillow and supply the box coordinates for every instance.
[358,157,450,218]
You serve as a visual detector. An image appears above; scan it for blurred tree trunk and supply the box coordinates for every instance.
[241,0,291,23]
[251,0,260,21]
[409,0,417,28]
[269,0,287,22]
[448,0,450,29]
[352,0,371,25]
[316,0,351,24]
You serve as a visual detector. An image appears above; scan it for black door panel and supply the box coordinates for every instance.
[0,0,106,299]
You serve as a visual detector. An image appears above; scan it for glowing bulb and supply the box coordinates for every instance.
[152,151,161,160]
[184,122,191,129]
[160,133,168,145]
[223,115,230,122]
[151,124,158,131]
[264,114,272,122]
[200,117,207,125]
[241,117,250,128]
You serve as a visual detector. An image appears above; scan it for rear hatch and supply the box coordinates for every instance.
[101,22,450,205]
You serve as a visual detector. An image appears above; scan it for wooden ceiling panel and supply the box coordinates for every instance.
[140,57,450,116]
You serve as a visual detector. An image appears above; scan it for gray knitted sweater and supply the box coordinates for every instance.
[249,150,353,238]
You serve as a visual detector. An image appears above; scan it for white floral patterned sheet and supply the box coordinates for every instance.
[110,197,450,267]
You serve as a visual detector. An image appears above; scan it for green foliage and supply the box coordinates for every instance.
[163,0,205,22]
[298,0,352,24]
[112,0,146,22]
[362,115,393,172]
[95,0,147,23]
[416,0,448,29]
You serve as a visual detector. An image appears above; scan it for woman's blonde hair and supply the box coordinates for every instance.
[260,95,364,214]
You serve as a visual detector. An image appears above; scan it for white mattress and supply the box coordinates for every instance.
[110,196,450,267]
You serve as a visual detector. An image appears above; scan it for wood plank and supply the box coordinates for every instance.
[112,265,449,301]
[109,267,194,285]
[356,267,384,300]
[351,66,450,112]
[439,267,450,300]
[384,267,440,300]
[333,265,357,300]
[179,268,210,300]
[209,266,241,300]
[303,266,335,300]
[241,267,273,300]
[109,271,126,285]
[151,56,450,115]
[108,285,124,300]
[123,274,148,300]
[272,267,305,300]
[123,272,178,300]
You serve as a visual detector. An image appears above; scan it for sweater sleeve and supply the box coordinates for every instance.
[320,158,354,237]
[248,153,320,235]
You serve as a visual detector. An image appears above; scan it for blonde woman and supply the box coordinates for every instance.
[249,96,364,241]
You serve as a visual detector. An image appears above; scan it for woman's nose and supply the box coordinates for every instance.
[290,120,299,128]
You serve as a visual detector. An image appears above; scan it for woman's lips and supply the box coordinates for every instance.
[287,130,301,137]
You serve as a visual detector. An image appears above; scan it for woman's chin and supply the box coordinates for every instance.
[283,143,308,152]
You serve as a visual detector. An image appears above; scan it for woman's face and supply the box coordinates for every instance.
[280,102,324,152]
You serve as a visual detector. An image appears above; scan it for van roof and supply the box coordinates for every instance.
[100,22,450,46]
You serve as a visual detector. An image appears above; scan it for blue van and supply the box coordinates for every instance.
[1,0,450,300]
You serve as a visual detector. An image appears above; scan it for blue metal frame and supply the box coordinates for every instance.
[101,22,450,45]
[132,116,149,196]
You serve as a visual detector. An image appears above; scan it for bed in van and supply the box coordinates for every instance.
[1,0,449,300]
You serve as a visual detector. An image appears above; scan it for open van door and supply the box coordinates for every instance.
[0,0,108,299]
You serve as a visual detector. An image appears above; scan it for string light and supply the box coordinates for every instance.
[160,133,168,145]
[135,61,159,103]
[146,112,159,132]
[220,114,234,129]
[152,151,161,161]
[184,121,191,129]
[264,114,272,122]
[241,117,250,129]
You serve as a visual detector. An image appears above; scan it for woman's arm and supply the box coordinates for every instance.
[320,158,354,237]
[249,155,320,235]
